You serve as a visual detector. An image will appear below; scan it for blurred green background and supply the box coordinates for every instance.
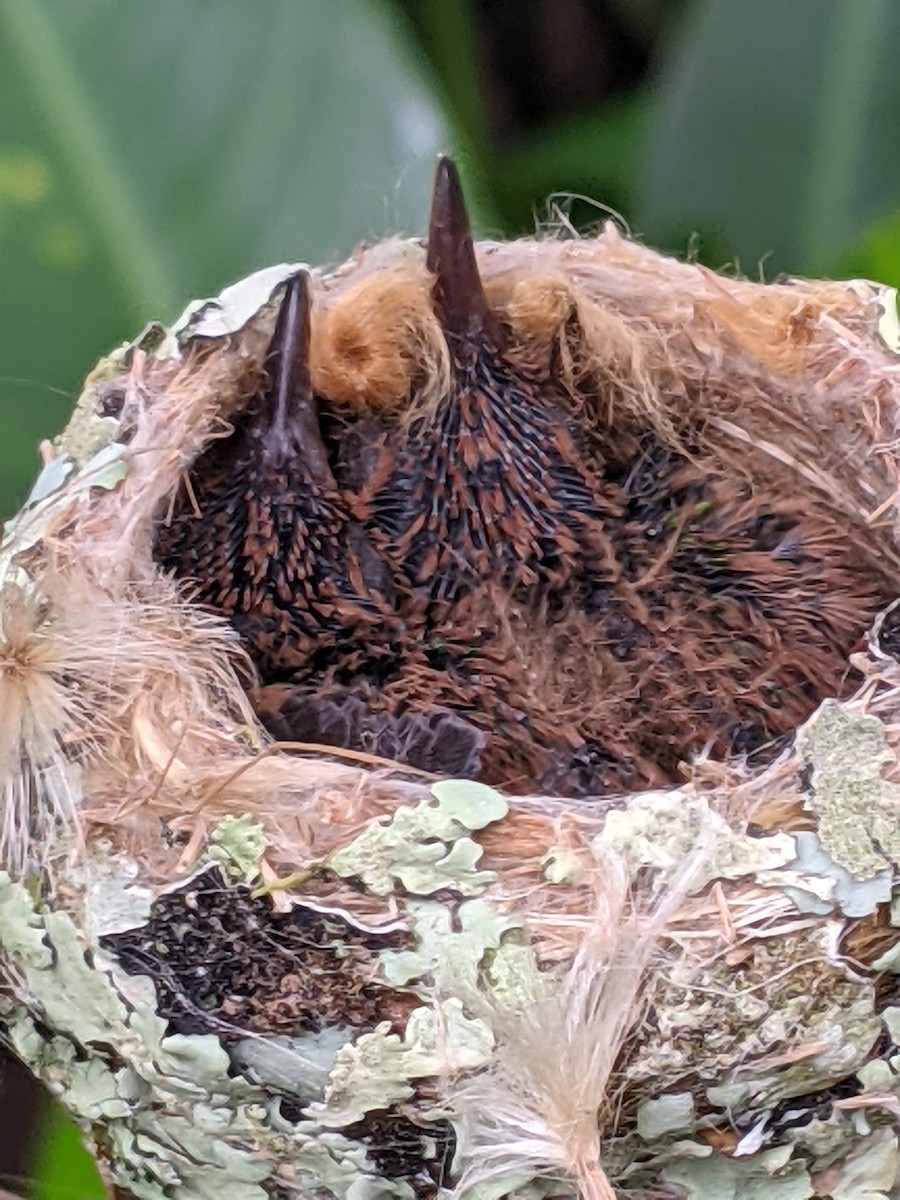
[3,0,900,1193]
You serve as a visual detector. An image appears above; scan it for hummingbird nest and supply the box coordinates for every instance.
[3,161,900,1200]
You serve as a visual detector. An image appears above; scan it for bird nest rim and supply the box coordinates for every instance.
[1,219,900,886]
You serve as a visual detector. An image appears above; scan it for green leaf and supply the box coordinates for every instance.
[0,0,448,517]
[32,1099,107,1200]
[842,206,900,286]
[495,93,651,233]
[637,0,896,276]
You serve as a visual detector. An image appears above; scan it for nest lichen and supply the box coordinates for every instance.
[2,210,900,1199]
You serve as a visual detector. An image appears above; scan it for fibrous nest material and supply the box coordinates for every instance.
[3,160,900,1200]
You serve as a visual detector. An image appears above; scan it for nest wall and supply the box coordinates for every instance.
[2,226,900,1199]
[25,227,900,865]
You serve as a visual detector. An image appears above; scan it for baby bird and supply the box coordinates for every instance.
[355,159,621,611]
[156,273,391,677]
[154,270,484,778]
[155,158,889,795]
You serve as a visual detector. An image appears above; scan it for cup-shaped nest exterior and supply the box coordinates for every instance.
[3,159,900,1200]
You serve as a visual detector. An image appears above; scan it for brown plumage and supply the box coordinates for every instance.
[154,157,889,795]
[155,270,485,778]
[156,274,395,679]
[354,158,621,608]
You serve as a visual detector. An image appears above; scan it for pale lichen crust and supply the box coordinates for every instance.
[0,872,412,1200]
[796,700,900,880]
[328,779,508,896]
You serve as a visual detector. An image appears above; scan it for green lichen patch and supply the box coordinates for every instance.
[764,830,895,918]
[622,920,880,1117]
[796,701,900,880]
[662,1144,813,1199]
[596,791,793,886]
[0,871,435,1200]
[636,1092,696,1141]
[882,1007,900,1042]
[205,814,268,882]
[828,1127,899,1199]
[65,847,153,939]
[0,873,271,1198]
[171,262,303,344]
[328,780,508,897]
[540,842,586,885]
[380,897,518,990]
[877,286,900,353]
[339,1110,454,1200]
[856,1055,900,1093]
[1,438,127,569]
[54,349,129,465]
[230,1027,351,1106]
[481,938,544,1013]
[308,1000,493,1128]
[284,1124,417,1200]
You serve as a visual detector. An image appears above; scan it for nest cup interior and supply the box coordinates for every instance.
[7,158,898,877]
[147,159,900,804]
